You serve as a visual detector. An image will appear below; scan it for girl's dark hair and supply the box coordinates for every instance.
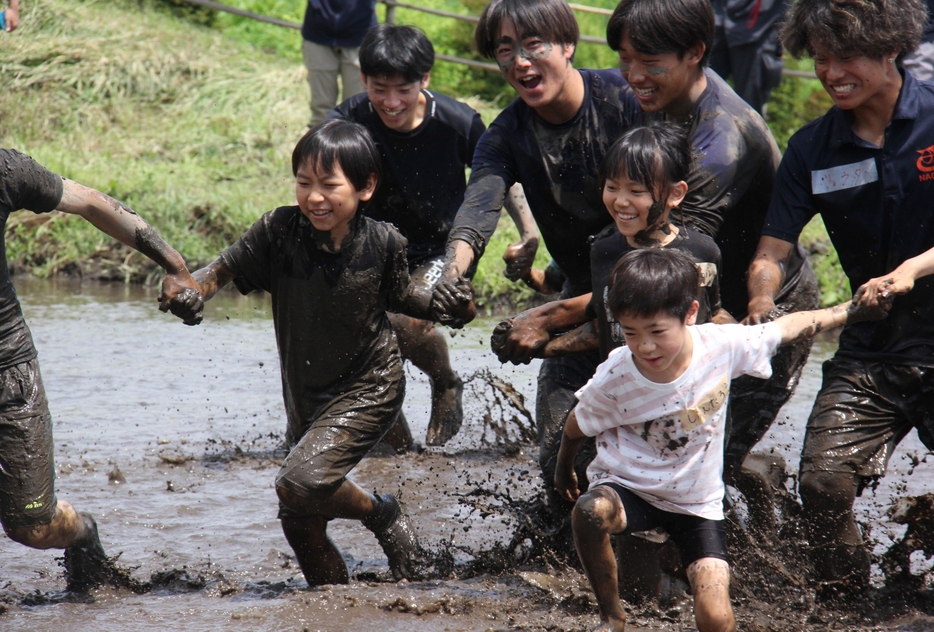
[607,248,700,321]
[607,0,714,66]
[360,24,435,83]
[598,121,692,204]
[782,0,927,60]
[474,0,579,60]
[291,119,381,192]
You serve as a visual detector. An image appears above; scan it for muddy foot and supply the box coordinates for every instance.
[426,376,463,446]
[64,513,115,592]
[362,494,430,581]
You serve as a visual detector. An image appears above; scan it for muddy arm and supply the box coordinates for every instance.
[490,294,591,364]
[501,183,541,283]
[540,320,599,357]
[774,298,890,346]
[745,236,795,324]
[158,257,234,325]
[555,408,586,502]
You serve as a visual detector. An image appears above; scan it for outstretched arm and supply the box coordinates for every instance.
[489,294,592,364]
[158,257,235,324]
[56,179,204,324]
[745,236,795,324]
[774,298,890,346]
[853,245,934,308]
[540,320,599,357]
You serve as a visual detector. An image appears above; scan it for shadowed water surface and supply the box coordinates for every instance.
[1,279,933,631]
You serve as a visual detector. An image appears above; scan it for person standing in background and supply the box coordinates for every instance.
[302,0,377,127]
[709,0,789,115]
[903,0,934,82]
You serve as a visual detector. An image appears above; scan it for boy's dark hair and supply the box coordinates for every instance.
[781,0,927,61]
[291,119,381,192]
[474,0,580,60]
[607,249,699,321]
[606,0,714,67]
[360,24,435,83]
[598,121,691,204]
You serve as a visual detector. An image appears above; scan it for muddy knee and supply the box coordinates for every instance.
[800,470,858,518]
[573,488,623,535]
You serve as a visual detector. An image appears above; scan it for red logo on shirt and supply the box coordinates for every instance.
[917,145,934,173]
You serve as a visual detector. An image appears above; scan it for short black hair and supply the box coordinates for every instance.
[781,0,927,61]
[607,249,699,322]
[291,119,381,192]
[598,121,691,204]
[474,0,579,60]
[606,0,714,66]
[360,24,435,83]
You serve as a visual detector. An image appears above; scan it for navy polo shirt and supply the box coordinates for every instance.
[763,71,934,365]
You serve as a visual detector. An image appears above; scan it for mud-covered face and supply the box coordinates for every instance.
[363,73,430,132]
[617,35,701,115]
[494,19,575,113]
[618,305,697,383]
[295,160,375,249]
[811,46,898,113]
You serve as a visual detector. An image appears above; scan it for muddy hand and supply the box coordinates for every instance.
[855,274,912,308]
[743,296,784,325]
[490,318,514,361]
[159,275,204,326]
[846,293,892,324]
[431,276,476,328]
[502,236,539,282]
[554,465,579,502]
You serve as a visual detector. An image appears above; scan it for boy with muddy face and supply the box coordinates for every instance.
[0,149,202,592]
[162,120,434,586]
[432,0,641,481]
[326,24,536,448]
[747,0,934,601]
[556,248,889,632]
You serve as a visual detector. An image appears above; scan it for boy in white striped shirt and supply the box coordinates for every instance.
[555,248,889,632]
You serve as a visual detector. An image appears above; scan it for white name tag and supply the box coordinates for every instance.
[811,158,878,194]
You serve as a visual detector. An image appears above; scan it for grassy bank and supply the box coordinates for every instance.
[1,0,848,308]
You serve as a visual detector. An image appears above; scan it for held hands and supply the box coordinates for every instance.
[158,273,204,326]
[743,296,783,325]
[850,275,900,324]
[489,309,550,364]
[502,236,539,282]
[430,274,477,329]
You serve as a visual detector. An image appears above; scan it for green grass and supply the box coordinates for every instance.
[1,0,848,308]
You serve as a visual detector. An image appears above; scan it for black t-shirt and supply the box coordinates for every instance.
[328,90,485,266]
[448,69,641,296]
[643,70,794,319]
[0,149,63,369]
[220,208,420,430]
[763,71,934,365]
[586,226,722,359]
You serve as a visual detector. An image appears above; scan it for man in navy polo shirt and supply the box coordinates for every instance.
[746,0,934,597]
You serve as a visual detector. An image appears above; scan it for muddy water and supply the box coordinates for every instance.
[1,279,933,631]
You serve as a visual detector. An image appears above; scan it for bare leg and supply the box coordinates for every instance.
[5,500,86,549]
[389,313,462,446]
[572,486,628,632]
[686,557,735,632]
[379,410,415,454]
[281,515,349,586]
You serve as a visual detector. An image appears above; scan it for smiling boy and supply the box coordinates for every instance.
[556,248,889,632]
[327,24,535,447]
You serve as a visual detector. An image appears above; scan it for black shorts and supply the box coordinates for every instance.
[276,371,404,519]
[596,482,728,569]
[800,356,934,480]
[0,358,58,529]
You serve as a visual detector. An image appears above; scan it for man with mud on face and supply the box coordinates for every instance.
[0,149,203,592]
[326,24,538,448]
[748,0,934,601]
[430,0,641,483]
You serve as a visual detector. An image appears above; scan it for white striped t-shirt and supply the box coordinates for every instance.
[575,322,782,520]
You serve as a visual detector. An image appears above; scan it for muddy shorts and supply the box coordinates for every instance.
[276,373,404,519]
[724,259,819,472]
[597,482,729,568]
[800,356,934,481]
[0,358,58,529]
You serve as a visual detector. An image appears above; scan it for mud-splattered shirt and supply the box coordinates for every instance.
[585,225,723,359]
[220,208,426,428]
[644,70,799,319]
[575,322,781,519]
[328,90,485,267]
[0,149,63,370]
[764,71,934,365]
[448,69,641,296]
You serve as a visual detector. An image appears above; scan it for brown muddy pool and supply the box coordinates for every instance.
[2,279,934,631]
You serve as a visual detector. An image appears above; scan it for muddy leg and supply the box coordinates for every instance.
[281,515,349,586]
[379,410,415,454]
[390,313,462,446]
[686,557,736,632]
[800,470,870,591]
[572,486,627,632]
[728,452,786,541]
